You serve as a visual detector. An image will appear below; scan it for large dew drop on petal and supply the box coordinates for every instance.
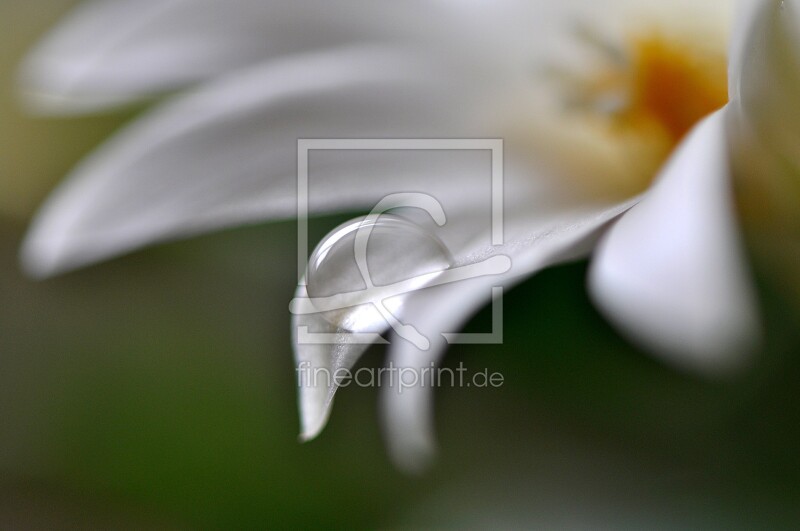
[305,214,453,344]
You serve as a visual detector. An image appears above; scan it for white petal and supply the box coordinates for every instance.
[729,0,800,121]
[290,199,513,443]
[728,0,762,99]
[20,47,477,278]
[291,190,634,458]
[727,0,800,225]
[380,199,636,471]
[292,284,385,441]
[19,0,438,114]
[292,205,483,442]
[21,0,734,114]
[589,109,759,375]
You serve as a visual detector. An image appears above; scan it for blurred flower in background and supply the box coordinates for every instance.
[4,0,800,528]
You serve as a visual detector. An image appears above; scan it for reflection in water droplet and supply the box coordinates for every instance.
[306,214,454,333]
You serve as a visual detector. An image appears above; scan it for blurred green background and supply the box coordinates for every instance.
[2,2,800,529]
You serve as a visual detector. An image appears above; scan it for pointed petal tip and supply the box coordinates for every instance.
[13,0,170,116]
[297,431,318,444]
[17,87,113,117]
[16,51,88,116]
[18,198,94,279]
[19,226,72,280]
[297,414,329,444]
[17,63,133,116]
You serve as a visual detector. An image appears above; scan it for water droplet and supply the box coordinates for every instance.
[306,214,453,334]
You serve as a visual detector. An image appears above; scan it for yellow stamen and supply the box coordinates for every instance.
[627,35,729,145]
[518,28,729,199]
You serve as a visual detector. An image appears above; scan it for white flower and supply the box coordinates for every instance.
[18,0,797,469]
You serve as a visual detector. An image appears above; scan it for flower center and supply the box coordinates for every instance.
[522,26,729,199]
[614,34,729,145]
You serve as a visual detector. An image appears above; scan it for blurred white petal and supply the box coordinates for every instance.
[293,195,634,458]
[729,0,800,138]
[293,208,471,442]
[728,0,798,100]
[728,0,800,227]
[728,0,763,99]
[20,47,479,278]
[292,285,385,441]
[381,199,636,471]
[18,0,442,114]
[20,0,731,114]
[589,109,759,375]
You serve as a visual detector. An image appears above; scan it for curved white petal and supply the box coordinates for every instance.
[292,284,385,441]
[19,0,441,114]
[729,0,800,134]
[728,0,763,98]
[20,0,733,114]
[734,0,800,131]
[292,204,491,442]
[381,199,636,471]
[589,109,759,375]
[290,192,529,444]
[20,47,479,278]
[292,186,634,460]
[728,0,799,101]
[728,0,800,227]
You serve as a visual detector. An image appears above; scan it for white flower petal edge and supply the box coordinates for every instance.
[731,0,800,130]
[380,201,637,471]
[728,0,796,105]
[728,0,800,223]
[728,0,764,100]
[20,46,478,278]
[18,0,440,114]
[293,199,636,470]
[20,0,730,115]
[589,108,759,375]
[293,285,385,441]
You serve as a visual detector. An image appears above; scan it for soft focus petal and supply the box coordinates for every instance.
[291,204,490,442]
[381,199,636,471]
[290,189,537,443]
[728,0,800,235]
[20,0,732,114]
[589,109,759,375]
[728,0,798,103]
[727,0,764,97]
[18,0,440,114]
[292,284,386,441]
[20,47,479,278]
